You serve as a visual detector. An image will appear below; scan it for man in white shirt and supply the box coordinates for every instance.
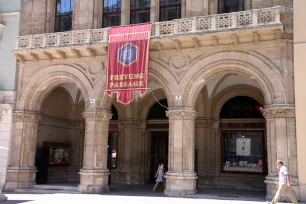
[271,160,298,204]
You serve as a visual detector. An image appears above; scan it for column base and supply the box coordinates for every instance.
[164,172,198,196]
[79,169,110,194]
[265,175,300,202]
[3,166,37,192]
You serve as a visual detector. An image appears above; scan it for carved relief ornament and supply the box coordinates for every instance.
[13,112,42,123]
[83,110,112,122]
[262,107,295,119]
[166,110,197,120]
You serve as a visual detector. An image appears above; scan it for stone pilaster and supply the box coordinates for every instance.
[121,0,130,25]
[164,109,198,196]
[150,0,159,22]
[263,106,299,201]
[79,110,112,193]
[113,119,145,184]
[195,118,218,186]
[4,112,42,192]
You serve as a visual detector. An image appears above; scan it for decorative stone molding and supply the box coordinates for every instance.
[83,110,112,122]
[14,7,281,50]
[166,110,197,120]
[262,107,295,119]
[13,112,42,123]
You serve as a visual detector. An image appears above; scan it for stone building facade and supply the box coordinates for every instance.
[4,0,303,201]
[0,0,21,193]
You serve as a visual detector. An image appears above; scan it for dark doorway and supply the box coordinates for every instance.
[149,131,168,183]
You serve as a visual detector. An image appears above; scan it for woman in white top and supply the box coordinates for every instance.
[153,159,165,191]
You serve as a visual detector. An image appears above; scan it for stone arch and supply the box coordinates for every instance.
[40,86,76,119]
[210,84,264,119]
[97,59,175,109]
[17,64,92,112]
[138,88,167,120]
[182,51,286,107]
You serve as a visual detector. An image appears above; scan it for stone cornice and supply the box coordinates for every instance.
[13,112,42,123]
[83,110,112,122]
[262,107,295,119]
[166,110,197,120]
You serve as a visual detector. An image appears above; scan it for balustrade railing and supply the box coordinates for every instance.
[15,6,281,50]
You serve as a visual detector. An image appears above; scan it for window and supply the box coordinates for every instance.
[160,0,181,22]
[222,131,264,173]
[218,0,244,14]
[55,0,74,32]
[220,96,265,173]
[103,0,121,27]
[130,0,150,24]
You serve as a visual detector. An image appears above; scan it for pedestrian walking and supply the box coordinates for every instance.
[271,160,298,204]
[153,159,165,191]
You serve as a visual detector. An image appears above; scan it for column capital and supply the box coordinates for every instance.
[166,110,197,120]
[263,107,295,119]
[83,110,112,122]
[12,111,42,123]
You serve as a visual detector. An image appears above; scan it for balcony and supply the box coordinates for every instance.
[14,7,283,62]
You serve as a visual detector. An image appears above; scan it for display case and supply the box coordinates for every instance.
[43,142,71,166]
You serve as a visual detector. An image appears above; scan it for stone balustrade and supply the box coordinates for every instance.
[15,6,281,50]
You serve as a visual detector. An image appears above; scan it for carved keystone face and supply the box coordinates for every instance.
[118,43,137,66]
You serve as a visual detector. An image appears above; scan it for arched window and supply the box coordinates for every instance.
[160,0,181,22]
[218,0,244,14]
[220,96,263,119]
[130,0,150,24]
[103,0,121,27]
[148,99,168,120]
[55,0,74,32]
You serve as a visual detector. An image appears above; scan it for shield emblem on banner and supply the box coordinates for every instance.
[118,43,137,66]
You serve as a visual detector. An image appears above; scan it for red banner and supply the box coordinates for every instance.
[107,23,152,104]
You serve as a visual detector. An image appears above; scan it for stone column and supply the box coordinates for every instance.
[165,109,198,196]
[79,109,112,193]
[4,112,41,192]
[263,107,299,201]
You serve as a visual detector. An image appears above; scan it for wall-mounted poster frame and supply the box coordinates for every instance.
[43,142,71,166]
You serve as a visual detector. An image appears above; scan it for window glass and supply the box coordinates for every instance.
[219,0,244,14]
[103,0,121,27]
[55,0,74,32]
[130,0,150,24]
[160,0,181,21]
[223,131,263,173]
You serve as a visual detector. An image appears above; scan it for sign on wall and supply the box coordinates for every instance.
[236,137,251,156]
[106,23,152,104]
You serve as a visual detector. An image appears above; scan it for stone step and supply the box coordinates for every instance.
[16,184,80,194]
[16,188,79,194]
[33,184,79,191]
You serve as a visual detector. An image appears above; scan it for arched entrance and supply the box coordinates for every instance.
[147,99,168,184]
[35,84,85,185]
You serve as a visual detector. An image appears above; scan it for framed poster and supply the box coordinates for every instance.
[236,137,251,156]
[43,142,71,166]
